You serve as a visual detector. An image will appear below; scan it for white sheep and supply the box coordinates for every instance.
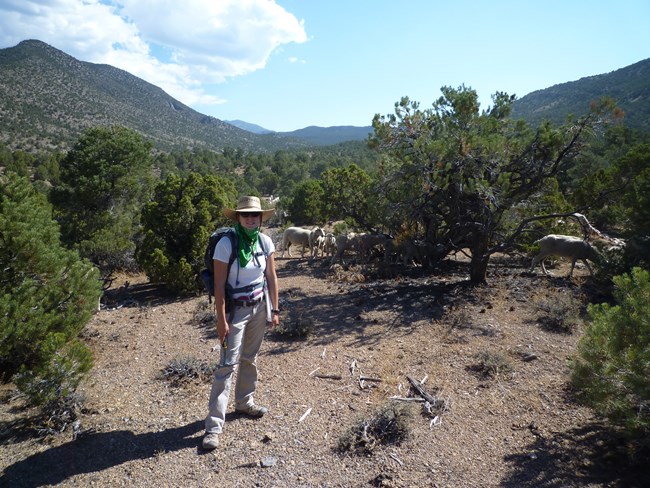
[309,227,326,258]
[330,232,360,264]
[323,233,337,258]
[281,226,324,258]
[529,234,600,277]
[312,234,326,258]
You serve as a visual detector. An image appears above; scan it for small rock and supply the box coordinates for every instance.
[260,456,278,467]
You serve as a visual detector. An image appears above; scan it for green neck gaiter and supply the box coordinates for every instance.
[235,222,259,267]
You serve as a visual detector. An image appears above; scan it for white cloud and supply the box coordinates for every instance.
[0,0,307,106]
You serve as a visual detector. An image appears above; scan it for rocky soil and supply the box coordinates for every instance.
[1,251,648,487]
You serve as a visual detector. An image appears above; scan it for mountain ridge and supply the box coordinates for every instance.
[511,57,650,131]
[226,120,373,145]
[1,39,649,154]
[0,40,310,153]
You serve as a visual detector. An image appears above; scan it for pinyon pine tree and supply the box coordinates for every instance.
[571,267,650,434]
[0,172,101,405]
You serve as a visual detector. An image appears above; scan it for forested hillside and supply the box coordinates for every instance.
[512,58,650,131]
[0,40,309,153]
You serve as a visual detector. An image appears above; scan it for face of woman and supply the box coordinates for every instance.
[237,212,261,230]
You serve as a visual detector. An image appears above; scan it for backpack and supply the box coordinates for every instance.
[199,227,268,303]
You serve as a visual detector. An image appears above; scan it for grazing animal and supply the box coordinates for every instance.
[356,233,392,263]
[323,233,337,258]
[312,234,326,258]
[529,234,600,277]
[281,226,324,258]
[330,232,360,264]
[309,227,326,258]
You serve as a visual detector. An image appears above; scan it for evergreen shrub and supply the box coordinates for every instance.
[571,267,650,434]
[0,173,101,408]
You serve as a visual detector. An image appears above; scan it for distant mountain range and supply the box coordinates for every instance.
[226,120,275,134]
[1,39,648,154]
[226,120,373,146]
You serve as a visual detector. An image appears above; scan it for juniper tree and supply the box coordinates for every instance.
[371,86,613,282]
[136,171,237,294]
[50,125,154,275]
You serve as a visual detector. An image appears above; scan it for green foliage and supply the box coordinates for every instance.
[571,267,650,434]
[619,144,650,239]
[137,171,237,294]
[572,140,650,277]
[371,87,613,282]
[13,341,92,406]
[50,125,154,274]
[0,172,101,407]
[332,221,350,235]
[571,133,650,235]
[155,148,234,177]
[319,164,378,229]
[287,179,326,225]
[4,150,33,177]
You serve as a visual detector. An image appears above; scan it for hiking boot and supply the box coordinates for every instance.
[235,404,268,418]
[202,432,220,450]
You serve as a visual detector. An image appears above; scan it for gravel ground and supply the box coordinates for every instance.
[1,253,648,487]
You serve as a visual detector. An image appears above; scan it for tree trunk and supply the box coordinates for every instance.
[469,236,490,283]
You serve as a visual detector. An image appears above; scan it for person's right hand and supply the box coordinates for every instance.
[216,319,229,344]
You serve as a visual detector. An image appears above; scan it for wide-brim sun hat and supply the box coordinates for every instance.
[223,196,275,222]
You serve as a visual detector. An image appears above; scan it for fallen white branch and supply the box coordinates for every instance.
[389,452,404,466]
[298,407,312,423]
[429,415,442,428]
[389,396,425,402]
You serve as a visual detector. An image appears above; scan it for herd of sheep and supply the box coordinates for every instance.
[277,225,614,278]
[281,226,401,264]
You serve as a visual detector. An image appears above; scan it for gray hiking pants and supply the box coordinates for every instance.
[205,301,267,434]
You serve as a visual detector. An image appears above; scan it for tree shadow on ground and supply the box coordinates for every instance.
[501,421,650,488]
[102,281,184,309]
[0,420,204,487]
[266,258,485,354]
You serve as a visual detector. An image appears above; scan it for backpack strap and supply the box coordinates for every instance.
[225,228,238,277]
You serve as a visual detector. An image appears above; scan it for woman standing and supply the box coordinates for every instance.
[202,196,280,451]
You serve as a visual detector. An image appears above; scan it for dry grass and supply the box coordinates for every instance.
[337,401,414,454]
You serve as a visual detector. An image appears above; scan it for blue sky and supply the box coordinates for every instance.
[1,0,648,132]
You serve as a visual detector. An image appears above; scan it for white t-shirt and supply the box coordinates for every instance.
[213,232,275,301]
